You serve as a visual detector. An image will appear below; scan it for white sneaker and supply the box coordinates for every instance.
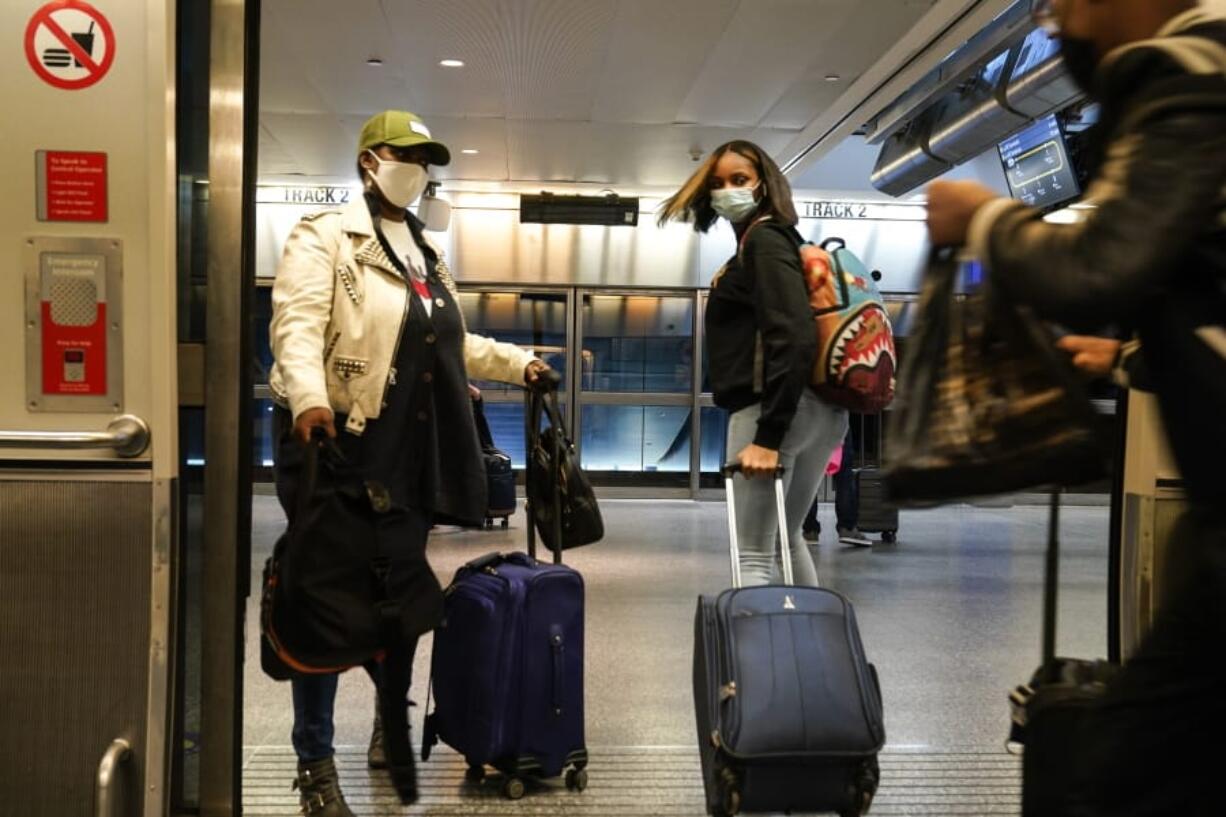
[837,528,873,547]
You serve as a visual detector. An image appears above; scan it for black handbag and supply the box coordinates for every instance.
[260,434,443,680]
[884,248,1108,505]
[525,385,604,557]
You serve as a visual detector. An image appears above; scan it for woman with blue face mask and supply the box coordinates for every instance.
[659,141,847,587]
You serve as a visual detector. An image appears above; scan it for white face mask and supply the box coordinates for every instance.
[365,150,430,208]
[711,184,760,223]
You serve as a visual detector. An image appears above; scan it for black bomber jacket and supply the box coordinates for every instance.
[705,221,817,450]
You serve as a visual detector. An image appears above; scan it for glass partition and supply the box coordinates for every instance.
[580,294,693,393]
[481,399,567,469]
[699,405,729,488]
[456,290,569,394]
[580,405,692,476]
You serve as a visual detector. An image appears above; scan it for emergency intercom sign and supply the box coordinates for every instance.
[24,237,124,413]
[40,253,107,395]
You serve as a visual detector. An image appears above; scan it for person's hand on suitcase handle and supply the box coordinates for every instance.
[732,442,781,479]
[525,360,561,392]
[722,460,785,478]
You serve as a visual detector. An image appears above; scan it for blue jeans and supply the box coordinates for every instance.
[291,658,414,762]
[291,673,340,762]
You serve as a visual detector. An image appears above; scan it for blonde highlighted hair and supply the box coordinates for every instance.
[657,140,797,233]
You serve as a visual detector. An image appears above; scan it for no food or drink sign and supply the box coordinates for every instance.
[25,1,116,91]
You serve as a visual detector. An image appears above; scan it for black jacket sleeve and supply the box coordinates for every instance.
[981,103,1226,332]
[742,224,817,449]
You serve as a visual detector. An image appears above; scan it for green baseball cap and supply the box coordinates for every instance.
[357,110,451,166]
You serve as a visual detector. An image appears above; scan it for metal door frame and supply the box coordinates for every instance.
[196,0,258,814]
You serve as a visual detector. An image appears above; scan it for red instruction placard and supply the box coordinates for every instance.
[37,150,107,222]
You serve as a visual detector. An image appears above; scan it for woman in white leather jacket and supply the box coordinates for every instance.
[269,109,548,816]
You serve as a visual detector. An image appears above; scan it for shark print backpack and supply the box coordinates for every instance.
[798,236,896,413]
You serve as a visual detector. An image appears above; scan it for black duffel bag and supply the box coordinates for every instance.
[884,248,1108,505]
[525,381,603,557]
[260,434,443,680]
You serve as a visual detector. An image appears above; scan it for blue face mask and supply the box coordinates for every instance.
[711,184,760,223]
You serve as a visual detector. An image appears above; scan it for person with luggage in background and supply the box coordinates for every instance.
[269,109,550,815]
[659,141,848,586]
[802,425,873,546]
[926,1,1226,813]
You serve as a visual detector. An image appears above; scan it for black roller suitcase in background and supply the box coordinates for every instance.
[471,395,517,529]
[1008,491,1117,817]
[854,414,899,543]
[694,466,884,817]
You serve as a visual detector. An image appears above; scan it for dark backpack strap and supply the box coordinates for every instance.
[470,394,496,450]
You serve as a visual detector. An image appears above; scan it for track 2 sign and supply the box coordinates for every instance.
[25,1,116,91]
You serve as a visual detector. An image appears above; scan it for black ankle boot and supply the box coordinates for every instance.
[292,757,354,817]
[367,700,387,769]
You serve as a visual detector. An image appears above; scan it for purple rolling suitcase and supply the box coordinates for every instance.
[422,375,589,799]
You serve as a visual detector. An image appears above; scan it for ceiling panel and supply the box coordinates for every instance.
[258,0,946,189]
[675,0,855,127]
[759,0,937,129]
[262,0,425,115]
[788,136,889,194]
[260,113,356,178]
[505,121,794,187]
[258,124,300,176]
[589,0,739,124]
[380,0,620,121]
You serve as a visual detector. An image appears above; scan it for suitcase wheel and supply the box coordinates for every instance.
[715,786,740,817]
[502,776,526,800]
[465,764,485,783]
[880,530,897,544]
[565,767,588,792]
[715,769,741,817]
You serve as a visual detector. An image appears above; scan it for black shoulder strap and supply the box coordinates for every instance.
[366,191,410,278]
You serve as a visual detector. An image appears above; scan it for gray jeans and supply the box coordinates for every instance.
[725,390,848,587]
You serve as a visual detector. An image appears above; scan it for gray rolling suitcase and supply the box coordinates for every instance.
[693,466,885,817]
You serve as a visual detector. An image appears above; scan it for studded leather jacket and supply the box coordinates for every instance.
[269,198,534,435]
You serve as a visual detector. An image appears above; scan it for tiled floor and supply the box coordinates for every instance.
[243,497,1109,815]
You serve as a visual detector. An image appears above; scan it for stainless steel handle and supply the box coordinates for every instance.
[722,465,796,588]
[95,738,132,817]
[0,414,150,458]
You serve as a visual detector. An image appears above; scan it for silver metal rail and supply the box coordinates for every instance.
[95,738,132,817]
[0,415,149,458]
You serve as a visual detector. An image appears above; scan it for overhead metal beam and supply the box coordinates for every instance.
[778,0,1015,183]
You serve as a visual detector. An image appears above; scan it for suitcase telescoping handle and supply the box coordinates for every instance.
[1041,489,1061,683]
[524,371,565,565]
[721,464,795,588]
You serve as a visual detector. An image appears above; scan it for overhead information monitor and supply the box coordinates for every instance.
[998,114,1080,209]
